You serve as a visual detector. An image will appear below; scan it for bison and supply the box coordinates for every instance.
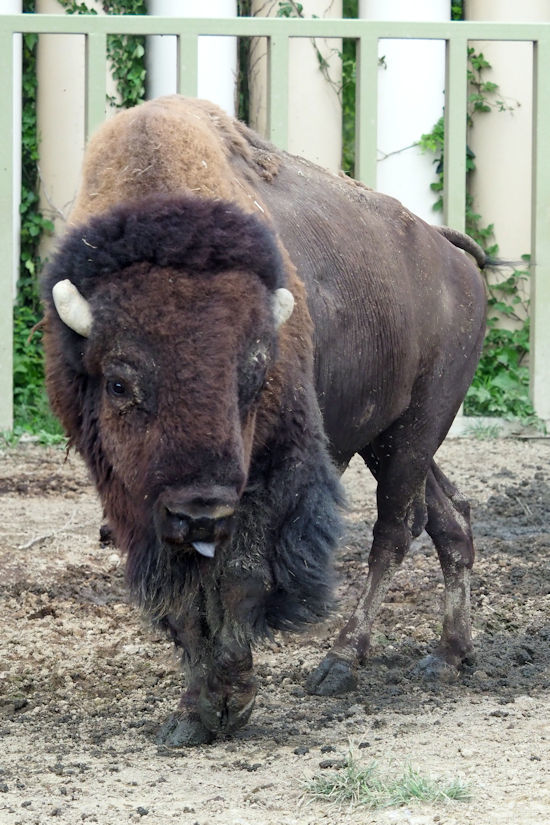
[42,96,486,746]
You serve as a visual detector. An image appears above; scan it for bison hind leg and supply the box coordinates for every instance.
[416,460,475,679]
[306,436,429,697]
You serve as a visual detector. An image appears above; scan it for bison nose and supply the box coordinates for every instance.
[164,488,237,522]
[156,486,238,552]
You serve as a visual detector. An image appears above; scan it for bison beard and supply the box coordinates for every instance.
[42,95,487,748]
[125,454,342,633]
[43,193,344,744]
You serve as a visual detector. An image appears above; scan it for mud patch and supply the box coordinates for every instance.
[0,472,89,497]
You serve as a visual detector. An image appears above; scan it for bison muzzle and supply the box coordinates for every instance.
[42,96,487,747]
[155,484,238,557]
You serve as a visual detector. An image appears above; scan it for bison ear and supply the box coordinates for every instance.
[52,279,93,338]
[272,288,294,328]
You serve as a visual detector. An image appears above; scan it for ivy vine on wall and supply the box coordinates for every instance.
[58,0,147,108]
[418,45,535,423]
[13,0,59,439]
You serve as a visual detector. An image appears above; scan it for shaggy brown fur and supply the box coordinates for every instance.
[43,96,486,747]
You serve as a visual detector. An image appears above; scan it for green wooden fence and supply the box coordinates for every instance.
[1,14,549,430]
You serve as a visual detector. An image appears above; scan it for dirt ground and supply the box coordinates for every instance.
[1,436,549,825]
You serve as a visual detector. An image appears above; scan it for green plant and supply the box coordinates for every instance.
[236,0,252,123]
[341,2,460,177]
[464,258,537,421]
[14,0,147,439]
[464,421,503,439]
[451,1,464,18]
[419,47,535,421]
[103,1,147,108]
[277,0,303,17]
[467,48,518,120]
[303,753,472,809]
[14,1,61,438]
[341,0,358,176]
[58,0,147,109]
[417,107,497,255]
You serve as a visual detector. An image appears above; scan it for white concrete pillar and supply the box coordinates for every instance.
[3,0,22,297]
[36,0,108,246]
[249,0,343,173]
[465,0,550,259]
[146,0,238,116]
[360,0,448,223]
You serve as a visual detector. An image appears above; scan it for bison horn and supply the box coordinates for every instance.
[52,279,93,338]
[273,288,294,328]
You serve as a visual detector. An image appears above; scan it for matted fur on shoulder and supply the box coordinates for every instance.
[42,192,285,299]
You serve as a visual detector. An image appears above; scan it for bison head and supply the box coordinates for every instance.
[42,194,299,614]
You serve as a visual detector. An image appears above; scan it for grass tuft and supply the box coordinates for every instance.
[303,754,472,810]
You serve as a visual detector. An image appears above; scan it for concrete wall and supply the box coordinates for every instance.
[359,0,449,224]
[34,2,549,258]
[146,0,237,115]
[465,0,550,260]
[249,0,343,173]
[36,0,240,254]
[36,0,109,249]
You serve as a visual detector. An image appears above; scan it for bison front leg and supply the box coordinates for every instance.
[196,573,260,735]
[156,615,217,748]
[157,637,256,747]
[306,517,412,695]
[198,638,257,735]
[156,595,257,746]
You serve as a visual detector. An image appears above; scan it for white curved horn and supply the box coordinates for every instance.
[52,279,93,338]
[272,287,294,328]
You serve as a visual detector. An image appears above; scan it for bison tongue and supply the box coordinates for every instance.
[192,541,216,558]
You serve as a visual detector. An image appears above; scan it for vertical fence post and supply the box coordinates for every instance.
[0,30,14,432]
[444,33,470,425]
[443,34,468,231]
[530,34,550,424]
[177,32,199,97]
[355,34,378,186]
[85,31,107,139]
[267,34,289,150]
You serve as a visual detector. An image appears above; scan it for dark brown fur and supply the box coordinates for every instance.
[42,96,486,746]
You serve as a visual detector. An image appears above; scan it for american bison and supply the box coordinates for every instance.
[42,96,486,746]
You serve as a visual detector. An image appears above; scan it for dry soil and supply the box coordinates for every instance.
[1,436,549,825]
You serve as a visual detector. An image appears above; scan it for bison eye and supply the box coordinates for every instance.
[107,379,127,398]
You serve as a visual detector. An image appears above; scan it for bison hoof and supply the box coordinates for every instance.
[414,654,459,683]
[99,523,115,546]
[198,687,256,734]
[156,711,215,748]
[305,655,358,696]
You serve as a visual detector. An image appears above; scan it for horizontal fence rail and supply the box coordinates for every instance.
[0,14,549,430]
